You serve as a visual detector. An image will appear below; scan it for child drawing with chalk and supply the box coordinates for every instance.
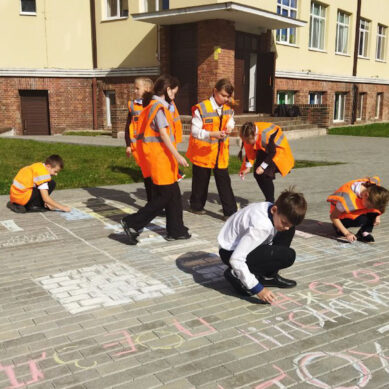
[327,176,389,243]
[218,188,307,304]
[238,122,294,203]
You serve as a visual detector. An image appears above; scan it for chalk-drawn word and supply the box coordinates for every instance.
[0,228,57,248]
[0,352,46,389]
[53,346,97,370]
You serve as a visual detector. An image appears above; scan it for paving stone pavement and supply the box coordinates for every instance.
[0,135,389,389]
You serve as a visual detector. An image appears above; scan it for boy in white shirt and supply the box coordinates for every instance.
[218,189,307,303]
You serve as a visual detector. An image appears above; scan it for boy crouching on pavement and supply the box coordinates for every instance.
[218,188,307,303]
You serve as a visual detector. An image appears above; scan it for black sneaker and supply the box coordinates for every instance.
[356,232,375,243]
[165,232,191,241]
[7,201,26,213]
[189,208,206,215]
[120,219,139,245]
[256,273,297,289]
[224,268,252,296]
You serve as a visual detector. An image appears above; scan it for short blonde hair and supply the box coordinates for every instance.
[135,77,153,91]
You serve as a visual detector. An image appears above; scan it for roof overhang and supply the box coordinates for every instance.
[132,2,306,30]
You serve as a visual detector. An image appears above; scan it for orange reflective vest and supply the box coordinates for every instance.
[327,176,382,220]
[10,163,51,205]
[172,101,183,144]
[136,99,178,186]
[240,122,294,176]
[128,100,143,165]
[186,99,233,169]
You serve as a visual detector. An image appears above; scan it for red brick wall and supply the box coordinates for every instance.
[275,77,389,127]
[197,20,235,102]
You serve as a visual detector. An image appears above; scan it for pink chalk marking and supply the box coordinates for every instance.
[254,364,287,389]
[373,262,386,266]
[309,281,343,296]
[237,329,270,351]
[103,331,137,356]
[352,269,380,283]
[173,317,216,337]
[288,310,321,330]
[348,347,389,361]
[296,351,371,389]
[271,292,302,310]
[0,352,46,389]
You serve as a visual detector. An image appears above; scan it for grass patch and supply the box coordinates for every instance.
[328,122,389,137]
[63,131,112,136]
[0,139,341,195]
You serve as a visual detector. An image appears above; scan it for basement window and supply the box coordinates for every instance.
[20,0,36,15]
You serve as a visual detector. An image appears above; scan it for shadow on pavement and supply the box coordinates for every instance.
[176,251,266,305]
[297,218,348,242]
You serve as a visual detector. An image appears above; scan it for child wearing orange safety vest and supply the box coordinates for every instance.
[327,177,389,243]
[186,79,237,219]
[121,75,190,245]
[8,155,70,213]
[239,122,294,203]
[125,77,153,201]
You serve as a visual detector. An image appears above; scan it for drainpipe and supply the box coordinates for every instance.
[90,0,98,130]
[351,0,362,124]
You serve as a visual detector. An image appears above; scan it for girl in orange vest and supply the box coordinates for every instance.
[239,122,294,203]
[186,79,237,219]
[125,77,153,201]
[121,75,190,245]
[327,177,389,243]
[8,155,71,213]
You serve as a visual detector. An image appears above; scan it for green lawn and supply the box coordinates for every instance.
[0,138,340,195]
[328,122,389,137]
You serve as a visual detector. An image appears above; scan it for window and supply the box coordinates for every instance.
[106,0,128,19]
[358,19,370,57]
[375,93,383,119]
[141,0,169,12]
[309,92,323,104]
[334,93,346,122]
[105,91,116,127]
[277,91,295,105]
[376,24,386,61]
[276,0,297,45]
[356,93,365,120]
[20,0,36,14]
[309,2,326,50]
[336,11,350,54]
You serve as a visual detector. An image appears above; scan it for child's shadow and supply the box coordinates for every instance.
[297,219,347,242]
[175,251,265,305]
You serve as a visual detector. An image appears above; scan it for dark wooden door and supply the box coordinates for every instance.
[20,90,50,135]
[256,52,275,114]
[170,23,197,115]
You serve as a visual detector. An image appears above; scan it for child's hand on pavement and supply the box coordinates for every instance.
[345,232,357,242]
[257,287,275,304]
[374,215,381,226]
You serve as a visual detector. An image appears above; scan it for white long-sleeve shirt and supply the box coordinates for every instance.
[191,96,235,140]
[218,202,277,293]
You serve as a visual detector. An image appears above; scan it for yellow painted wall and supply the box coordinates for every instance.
[95,0,158,68]
[0,0,92,69]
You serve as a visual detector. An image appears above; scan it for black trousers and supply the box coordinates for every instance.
[123,181,188,237]
[253,150,277,203]
[190,164,237,216]
[144,177,153,203]
[25,180,56,209]
[219,227,296,278]
[340,212,379,234]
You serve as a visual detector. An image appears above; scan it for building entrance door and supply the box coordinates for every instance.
[20,90,50,135]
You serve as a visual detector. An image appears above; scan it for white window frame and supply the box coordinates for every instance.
[20,0,36,15]
[277,91,295,105]
[358,18,370,58]
[308,92,323,105]
[334,93,346,122]
[356,93,365,121]
[309,2,326,51]
[140,0,163,12]
[375,93,383,119]
[335,11,350,55]
[376,24,387,61]
[276,0,298,46]
[104,0,128,20]
[105,91,115,127]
